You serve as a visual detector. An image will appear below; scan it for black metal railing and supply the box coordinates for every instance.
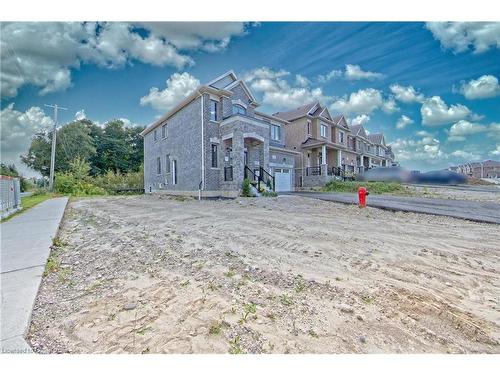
[244,165,257,180]
[306,166,322,176]
[259,166,275,191]
[224,166,233,181]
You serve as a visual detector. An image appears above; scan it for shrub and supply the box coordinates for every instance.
[261,190,278,197]
[241,178,254,197]
[93,167,143,194]
[323,180,407,195]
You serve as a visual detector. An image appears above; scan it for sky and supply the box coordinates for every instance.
[1,21,500,176]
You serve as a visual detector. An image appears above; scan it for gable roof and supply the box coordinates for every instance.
[225,79,258,104]
[206,70,237,88]
[273,101,322,121]
[350,124,369,139]
[206,70,257,104]
[368,133,385,145]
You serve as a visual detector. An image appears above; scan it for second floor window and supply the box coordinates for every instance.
[210,100,218,121]
[162,124,167,139]
[271,124,281,141]
[153,129,158,141]
[156,157,161,174]
[307,121,311,135]
[320,123,327,138]
[339,131,344,143]
[232,104,246,115]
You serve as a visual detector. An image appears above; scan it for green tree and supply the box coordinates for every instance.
[21,132,51,177]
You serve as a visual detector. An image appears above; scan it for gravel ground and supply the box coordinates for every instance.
[27,195,500,354]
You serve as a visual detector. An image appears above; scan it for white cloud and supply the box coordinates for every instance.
[459,75,500,100]
[391,136,447,162]
[330,88,398,115]
[317,69,342,83]
[396,115,414,129]
[140,72,200,112]
[317,64,383,82]
[1,22,251,98]
[295,74,310,87]
[344,64,383,80]
[420,96,472,126]
[490,145,500,156]
[243,67,329,109]
[390,84,425,103]
[447,120,488,142]
[0,103,54,176]
[74,110,86,121]
[426,22,500,54]
[451,150,482,160]
[351,114,370,125]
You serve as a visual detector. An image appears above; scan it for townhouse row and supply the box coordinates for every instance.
[141,71,396,196]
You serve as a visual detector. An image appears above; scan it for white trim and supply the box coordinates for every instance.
[201,95,205,190]
[209,137,220,144]
[206,70,237,87]
[269,162,294,168]
[225,80,258,103]
[307,101,319,115]
[231,99,248,109]
[221,133,234,141]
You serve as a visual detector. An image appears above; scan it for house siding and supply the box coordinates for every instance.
[144,96,203,192]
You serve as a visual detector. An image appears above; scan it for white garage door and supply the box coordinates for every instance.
[274,168,291,192]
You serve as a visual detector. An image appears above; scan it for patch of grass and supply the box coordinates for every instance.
[179,280,190,287]
[107,313,116,321]
[361,295,374,304]
[279,294,294,306]
[224,268,236,278]
[208,322,223,335]
[58,267,71,284]
[323,180,410,195]
[228,336,244,354]
[294,275,306,293]
[43,256,61,276]
[86,281,102,293]
[135,326,151,335]
[52,236,67,249]
[1,193,55,223]
[208,281,219,291]
[308,329,319,338]
[260,190,278,197]
[239,303,257,323]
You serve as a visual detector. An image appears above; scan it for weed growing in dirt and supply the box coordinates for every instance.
[136,326,151,335]
[180,280,190,287]
[108,313,116,321]
[208,322,223,335]
[361,295,374,304]
[208,281,219,291]
[224,269,236,278]
[43,256,61,276]
[58,267,71,284]
[229,336,244,354]
[279,294,294,306]
[308,329,319,338]
[239,303,257,324]
[86,281,102,293]
[52,236,67,249]
[294,275,306,293]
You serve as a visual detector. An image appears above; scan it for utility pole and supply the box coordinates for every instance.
[44,104,67,191]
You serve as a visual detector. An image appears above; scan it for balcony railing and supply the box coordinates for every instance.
[306,166,322,176]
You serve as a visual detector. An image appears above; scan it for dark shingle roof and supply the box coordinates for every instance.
[273,101,319,121]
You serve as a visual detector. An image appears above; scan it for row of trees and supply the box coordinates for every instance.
[21,119,145,177]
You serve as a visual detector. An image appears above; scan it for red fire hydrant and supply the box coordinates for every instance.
[358,186,369,208]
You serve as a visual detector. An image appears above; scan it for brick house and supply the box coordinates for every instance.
[141,71,298,196]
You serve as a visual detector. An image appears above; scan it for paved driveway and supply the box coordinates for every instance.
[1,197,68,353]
[286,191,500,224]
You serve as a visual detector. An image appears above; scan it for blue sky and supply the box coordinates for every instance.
[1,22,499,176]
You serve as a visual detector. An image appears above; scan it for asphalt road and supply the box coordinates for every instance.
[285,191,500,225]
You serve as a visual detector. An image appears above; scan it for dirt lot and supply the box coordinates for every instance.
[406,184,500,203]
[28,195,500,354]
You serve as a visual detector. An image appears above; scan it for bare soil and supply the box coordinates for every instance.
[28,195,500,354]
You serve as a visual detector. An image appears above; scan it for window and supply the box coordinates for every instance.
[172,160,177,185]
[339,131,345,143]
[211,144,218,168]
[320,123,327,138]
[210,100,218,121]
[232,104,246,115]
[307,120,311,135]
[156,157,161,174]
[153,129,158,141]
[165,154,171,173]
[271,124,281,141]
[161,124,167,139]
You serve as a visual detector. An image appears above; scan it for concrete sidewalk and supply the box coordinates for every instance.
[287,191,500,224]
[1,197,68,353]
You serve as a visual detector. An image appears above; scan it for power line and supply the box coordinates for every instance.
[44,104,68,191]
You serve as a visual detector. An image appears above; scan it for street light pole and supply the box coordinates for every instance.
[44,104,67,191]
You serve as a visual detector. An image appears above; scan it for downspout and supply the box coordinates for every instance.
[201,93,205,192]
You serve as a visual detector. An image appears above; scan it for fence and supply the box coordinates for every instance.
[1,175,22,219]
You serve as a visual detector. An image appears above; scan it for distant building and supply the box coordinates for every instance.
[448,160,500,179]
